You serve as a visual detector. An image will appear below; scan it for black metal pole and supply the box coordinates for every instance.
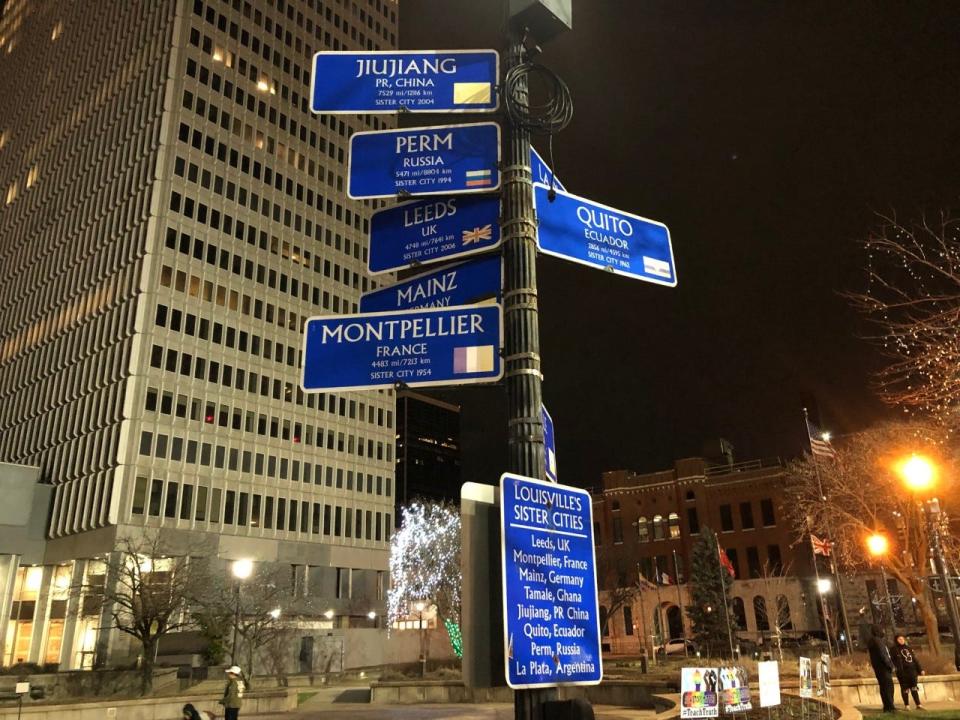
[232,583,240,664]
[502,20,556,720]
[927,499,960,669]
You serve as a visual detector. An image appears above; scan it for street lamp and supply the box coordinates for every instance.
[866,534,897,636]
[414,601,427,678]
[817,578,833,594]
[230,559,254,664]
[895,454,960,669]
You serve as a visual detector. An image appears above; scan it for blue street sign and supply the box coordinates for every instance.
[310,50,499,114]
[531,146,566,192]
[500,473,602,689]
[542,405,558,483]
[360,255,502,313]
[348,123,501,200]
[301,304,502,392]
[533,184,677,287]
[368,194,501,274]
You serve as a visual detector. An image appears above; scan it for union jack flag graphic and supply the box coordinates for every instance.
[462,224,493,245]
[810,534,833,556]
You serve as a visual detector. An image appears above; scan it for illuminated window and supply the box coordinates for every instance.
[51,21,63,41]
[5,181,18,205]
[26,164,38,188]
[636,517,649,543]
[0,130,7,150]
[668,512,681,539]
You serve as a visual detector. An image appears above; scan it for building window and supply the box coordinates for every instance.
[747,547,761,578]
[148,480,163,516]
[611,500,620,511]
[3,566,42,665]
[731,597,747,630]
[686,508,700,535]
[668,513,681,539]
[132,477,148,515]
[767,544,782,573]
[623,605,634,636]
[761,498,775,526]
[612,517,623,544]
[726,548,740,578]
[637,517,649,542]
[653,515,665,541]
[719,504,733,532]
[164,482,179,519]
[754,595,769,632]
[599,606,609,636]
[740,502,754,530]
[593,521,601,545]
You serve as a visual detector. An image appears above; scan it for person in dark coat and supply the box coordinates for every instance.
[891,635,925,709]
[868,624,897,712]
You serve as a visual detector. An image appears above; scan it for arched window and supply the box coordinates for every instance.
[599,606,609,636]
[776,595,793,631]
[731,597,747,629]
[685,490,696,501]
[623,605,634,636]
[653,515,665,541]
[668,512,681,539]
[637,517,649,542]
[753,595,769,632]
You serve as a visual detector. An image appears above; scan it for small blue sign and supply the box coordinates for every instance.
[531,146,566,192]
[542,405,558,483]
[348,123,501,200]
[360,255,502,313]
[368,194,501,274]
[302,305,502,392]
[500,473,602,689]
[534,184,677,287]
[310,50,499,114]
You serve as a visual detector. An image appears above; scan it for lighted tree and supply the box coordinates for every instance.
[387,501,462,656]
[847,211,960,433]
[783,421,955,655]
[686,527,736,658]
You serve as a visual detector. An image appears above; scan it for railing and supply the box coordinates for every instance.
[705,457,783,476]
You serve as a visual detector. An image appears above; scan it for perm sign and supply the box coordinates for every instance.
[301,305,502,392]
[500,473,602,689]
[310,50,499,114]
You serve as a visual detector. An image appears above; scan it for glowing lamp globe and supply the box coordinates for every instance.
[866,533,889,557]
[898,455,937,493]
[231,558,254,580]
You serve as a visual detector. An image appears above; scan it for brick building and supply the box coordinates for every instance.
[592,456,855,654]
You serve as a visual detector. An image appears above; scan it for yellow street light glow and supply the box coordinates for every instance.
[897,454,937,493]
[231,558,254,580]
[866,533,889,557]
[821,432,831,442]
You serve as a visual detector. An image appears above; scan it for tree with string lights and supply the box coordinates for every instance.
[847,210,960,433]
[387,501,462,657]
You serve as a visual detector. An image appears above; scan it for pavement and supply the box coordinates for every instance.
[249,689,659,719]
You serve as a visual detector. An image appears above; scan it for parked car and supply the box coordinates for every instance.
[655,638,698,656]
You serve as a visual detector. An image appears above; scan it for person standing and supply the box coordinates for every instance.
[891,635,925,709]
[867,625,897,713]
[219,665,245,720]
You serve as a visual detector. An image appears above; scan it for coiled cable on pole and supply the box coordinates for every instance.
[503,57,573,198]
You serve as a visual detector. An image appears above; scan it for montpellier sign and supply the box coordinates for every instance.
[310,50,499,114]
[500,473,602,689]
[359,254,501,313]
[301,305,502,392]
[348,122,501,200]
[368,194,501,274]
[533,183,676,287]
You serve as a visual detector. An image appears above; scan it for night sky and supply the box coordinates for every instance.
[400,1,960,486]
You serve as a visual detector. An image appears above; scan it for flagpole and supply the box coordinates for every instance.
[716,541,736,659]
[674,549,688,657]
[655,563,665,646]
[810,533,835,658]
[637,563,650,663]
[803,408,853,655]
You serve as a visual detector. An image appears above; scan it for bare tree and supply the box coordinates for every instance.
[594,548,641,637]
[79,532,213,695]
[783,421,955,655]
[758,560,794,662]
[847,211,960,433]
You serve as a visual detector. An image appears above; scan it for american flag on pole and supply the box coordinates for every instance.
[462,224,493,245]
[805,416,837,459]
[810,534,833,557]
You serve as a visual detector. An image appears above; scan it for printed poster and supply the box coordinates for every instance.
[819,653,831,695]
[680,667,720,719]
[758,661,781,708]
[719,666,753,713]
[799,656,813,698]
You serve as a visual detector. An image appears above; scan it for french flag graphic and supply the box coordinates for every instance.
[453,345,495,374]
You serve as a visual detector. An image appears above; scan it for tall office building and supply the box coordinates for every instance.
[395,391,461,519]
[0,0,398,669]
